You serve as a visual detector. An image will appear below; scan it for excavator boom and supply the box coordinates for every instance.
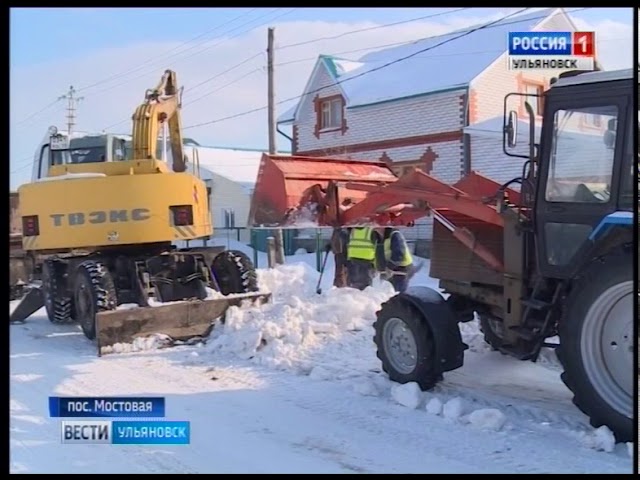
[131,69,186,172]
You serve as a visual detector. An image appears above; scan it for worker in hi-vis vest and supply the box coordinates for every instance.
[346,226,380,290]
[382,227,414,293]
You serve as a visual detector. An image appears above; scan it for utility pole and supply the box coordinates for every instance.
[58,86,84,136]
[267,27,285,265]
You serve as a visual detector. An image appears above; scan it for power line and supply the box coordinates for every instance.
[184,8,469,97]
[184,69,262,106]
[12,99,61,127]
[76,8,261,94]
[101,67,263,131]
[183,8,531,131]
[276,7,470,50]
[82,8,295,100]
[184,52,264,94]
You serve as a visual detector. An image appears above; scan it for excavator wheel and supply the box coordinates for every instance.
[557,249,633,442]
[42,259,74,324]
[74,260,117,341]
[211,250,259,295]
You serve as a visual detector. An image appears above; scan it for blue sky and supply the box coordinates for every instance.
[10,7,632,67]
[10,7,634,188]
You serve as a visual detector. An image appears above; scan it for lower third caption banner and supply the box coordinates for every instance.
[61,420,190,445]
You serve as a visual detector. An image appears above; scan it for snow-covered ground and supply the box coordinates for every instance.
[10,239,633,473]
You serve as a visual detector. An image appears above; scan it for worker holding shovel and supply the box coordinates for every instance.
[381,227,415,293]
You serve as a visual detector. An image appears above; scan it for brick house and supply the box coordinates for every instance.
[277,8,601,252]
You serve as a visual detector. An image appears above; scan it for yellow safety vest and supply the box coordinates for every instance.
[384,231,413,267]
[347,227,376,261]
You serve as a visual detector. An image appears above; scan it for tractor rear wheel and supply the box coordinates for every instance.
[74,261,117,341]
[557,250,633,442]
[211,250,259,295]
[373,296,442,390]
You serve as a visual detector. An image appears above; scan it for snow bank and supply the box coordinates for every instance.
[205,263,396,372]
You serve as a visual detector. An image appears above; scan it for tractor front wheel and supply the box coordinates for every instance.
[373,297,442,390]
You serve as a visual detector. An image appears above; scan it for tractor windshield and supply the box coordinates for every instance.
[546,104,618,204]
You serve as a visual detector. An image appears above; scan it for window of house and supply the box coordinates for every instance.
[523,83,544,116]
[320,97,343,130]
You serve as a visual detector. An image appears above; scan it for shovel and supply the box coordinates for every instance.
[315,245,331,295]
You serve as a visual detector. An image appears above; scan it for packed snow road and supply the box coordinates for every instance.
[9,248,633,474]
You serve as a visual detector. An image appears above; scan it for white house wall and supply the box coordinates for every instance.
[292,64,469,245]
[209,173,252,244]
[296,65,465,155]
[469,10,577,126]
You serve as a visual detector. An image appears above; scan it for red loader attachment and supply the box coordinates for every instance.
[249,154,521,275]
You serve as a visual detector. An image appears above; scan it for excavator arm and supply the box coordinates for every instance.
[131,69,187,172]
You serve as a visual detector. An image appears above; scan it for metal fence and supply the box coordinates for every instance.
[202,227,425,271]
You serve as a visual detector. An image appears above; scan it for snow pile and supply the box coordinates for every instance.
[205,263,396,371]
[425,397,443,415]
[467,408,507,432]
[442,397,466,421]
[579,426,617,453]
[391,382,422,409]
[287,202,320,228]
[458,320,491,353]
[352,378,381,397]
[101,333,173,355]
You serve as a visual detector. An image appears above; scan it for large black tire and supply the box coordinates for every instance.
[73,261,117,341]
[373,296,441,390]
[557,250,633,442]
[211,250,258,295]
[42,259,74,324]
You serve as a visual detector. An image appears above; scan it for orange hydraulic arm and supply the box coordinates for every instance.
[249,155,523,272]
[131,69,186,172]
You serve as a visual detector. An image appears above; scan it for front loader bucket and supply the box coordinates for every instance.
[96,291,271,355]
[10,286,45,324]
[249,153,397,227]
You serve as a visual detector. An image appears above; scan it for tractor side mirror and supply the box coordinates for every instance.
[505,110,518,148]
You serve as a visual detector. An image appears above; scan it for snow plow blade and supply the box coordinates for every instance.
[95,291,271,355]
[9,285,45,324]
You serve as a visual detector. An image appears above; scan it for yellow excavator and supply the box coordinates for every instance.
[10,69,270,353]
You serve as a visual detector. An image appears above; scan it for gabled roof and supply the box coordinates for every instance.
[280,8,569,120]
[278,54,362,124]
[187,145,290,184]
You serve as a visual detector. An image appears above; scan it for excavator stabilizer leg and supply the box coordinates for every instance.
[10,286,45,324]
[95,291,271,355]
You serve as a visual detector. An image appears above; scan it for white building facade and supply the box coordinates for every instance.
[278,8,596,254]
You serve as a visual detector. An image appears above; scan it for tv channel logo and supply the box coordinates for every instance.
[507,31,595,71]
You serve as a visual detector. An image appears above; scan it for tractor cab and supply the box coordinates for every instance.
[503,69,634,280]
